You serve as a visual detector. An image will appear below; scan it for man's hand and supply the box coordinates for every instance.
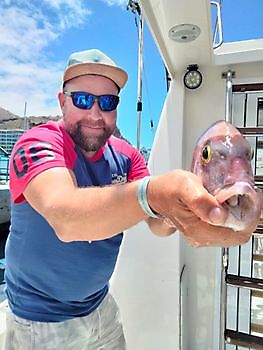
[146,216,177,237]
[146,170,252,247]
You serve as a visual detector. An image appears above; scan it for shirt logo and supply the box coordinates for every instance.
[12,142,55,178]
[112,173,127,184]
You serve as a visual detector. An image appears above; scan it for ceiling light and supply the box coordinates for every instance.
[168,24,201,43]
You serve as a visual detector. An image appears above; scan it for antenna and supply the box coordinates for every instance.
[23,101,27,130]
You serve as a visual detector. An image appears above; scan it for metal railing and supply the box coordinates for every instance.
[225,329,263,349]
[220,75,263,349]
[211,1,223,49]
[0,155,10,182]
[219,69,234,350]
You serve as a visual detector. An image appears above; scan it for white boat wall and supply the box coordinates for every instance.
[110,1,263,350]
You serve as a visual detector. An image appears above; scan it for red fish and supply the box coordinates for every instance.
[191,120,262,234]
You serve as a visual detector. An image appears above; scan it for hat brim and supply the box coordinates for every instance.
[63,62,128,89]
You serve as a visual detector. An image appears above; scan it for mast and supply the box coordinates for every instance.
[136,9,143,150]
[23,101,27,130]
[127,1,144,150]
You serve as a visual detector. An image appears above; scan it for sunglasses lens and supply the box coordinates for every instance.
[72,93,94,109]
[69,92,119,111]
[99,95,119,111]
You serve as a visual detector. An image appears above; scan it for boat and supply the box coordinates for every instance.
[0,183,9,226]
[0,1,263,349]
[109,1,263,349]
[0,150,10,226]
[0,130,24,226]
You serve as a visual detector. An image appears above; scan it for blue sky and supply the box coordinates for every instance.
[0,0,262,148]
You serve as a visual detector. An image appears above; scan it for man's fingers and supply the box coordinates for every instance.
[146,170,252,248]
[181,218,251,248]
[148,170,226,225]
[178,173,225,222]
[166,198,250,247]
[208,207,227,225]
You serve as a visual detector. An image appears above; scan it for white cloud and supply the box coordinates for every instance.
[102,0,128,7]
[0,1,91,117]
[0,7,57,62]
[43,0,92,30]
[0,59,63,116]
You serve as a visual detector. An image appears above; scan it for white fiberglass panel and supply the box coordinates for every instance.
[110,81,183,350]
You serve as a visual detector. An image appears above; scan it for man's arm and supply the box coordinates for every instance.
[146,170,253,247]
[24,166,176,240]
[23,167,147,242]
[23,166,253,247]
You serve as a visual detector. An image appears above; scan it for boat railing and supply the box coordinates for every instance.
[0,155,9,183]
[220,76,263,349]
[211,0,223,49]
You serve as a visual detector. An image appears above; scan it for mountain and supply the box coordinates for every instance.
[0,107,129,143]
[0,106,19,122]
[0,106,61,129]
[0,106,151,162]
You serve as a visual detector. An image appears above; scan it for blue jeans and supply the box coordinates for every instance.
[5,294,126,350]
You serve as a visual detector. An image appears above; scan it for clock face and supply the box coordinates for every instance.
[184,70,202,89]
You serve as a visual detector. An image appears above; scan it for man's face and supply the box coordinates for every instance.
[58,74,119,156]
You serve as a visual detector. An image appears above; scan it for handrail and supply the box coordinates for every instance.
[225,70,233,123]
[226,274,263,292]
[179,264,186,350]
[0,146,9,156]
[225,329,263,349]
[237,127,263,136]
[211,1,223,49]
[254,227,263,235]
[219,247,228,350]
[219,69,234,350]
[254,175,263,184]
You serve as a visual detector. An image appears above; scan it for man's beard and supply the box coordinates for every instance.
[68,121,114,153]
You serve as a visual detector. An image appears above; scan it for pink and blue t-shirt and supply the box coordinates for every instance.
[5,120,149,322]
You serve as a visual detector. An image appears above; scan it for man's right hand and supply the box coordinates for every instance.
[147,170,252,248]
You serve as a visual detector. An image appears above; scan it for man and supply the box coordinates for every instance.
[4,49,249,350]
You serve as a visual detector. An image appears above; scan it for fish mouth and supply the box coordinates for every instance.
[215,181,261,232]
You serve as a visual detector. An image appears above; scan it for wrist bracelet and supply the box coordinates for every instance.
[137,176,159,219]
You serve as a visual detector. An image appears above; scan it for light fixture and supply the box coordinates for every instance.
[183,64,203,90]
[168,24,201,43]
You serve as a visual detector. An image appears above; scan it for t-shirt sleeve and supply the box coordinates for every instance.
[9,123,76,203]
[108,136,150,182]
[127,146,150,182]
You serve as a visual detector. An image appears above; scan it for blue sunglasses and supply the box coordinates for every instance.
[64,91,120,112]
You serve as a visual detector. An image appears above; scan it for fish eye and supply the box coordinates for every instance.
[201,145,212,163]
